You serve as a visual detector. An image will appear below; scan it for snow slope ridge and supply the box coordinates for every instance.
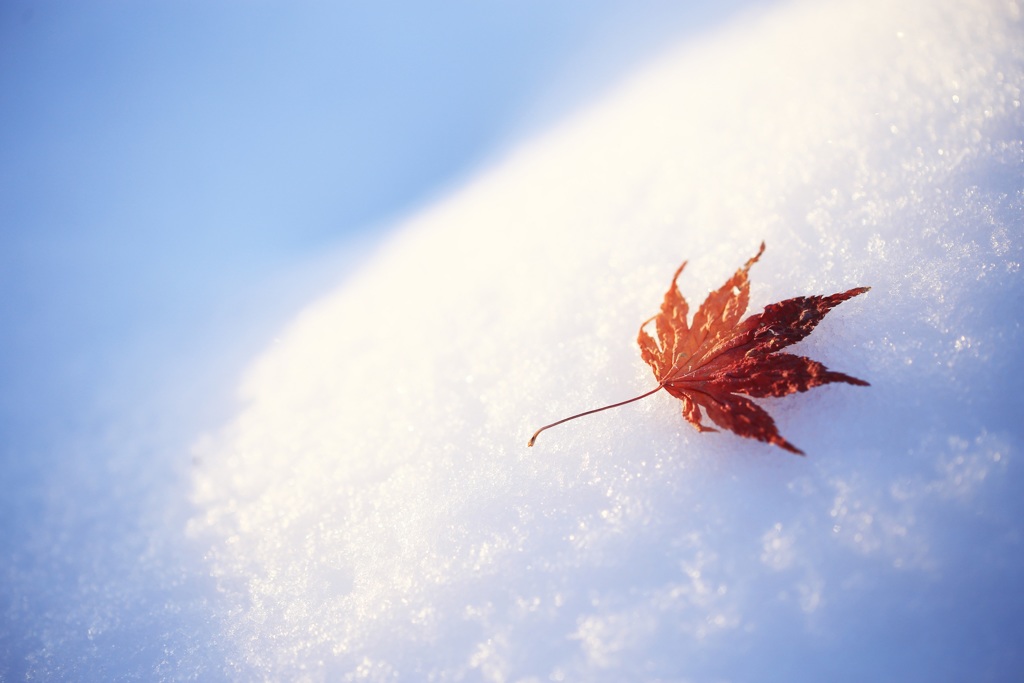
[190,0,1023,679]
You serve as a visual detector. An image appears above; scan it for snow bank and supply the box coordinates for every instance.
[190,0,1023,680]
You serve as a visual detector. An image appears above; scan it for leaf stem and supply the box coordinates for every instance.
[528,385,665,447]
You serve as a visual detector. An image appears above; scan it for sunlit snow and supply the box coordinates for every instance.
[189,0,1023,680]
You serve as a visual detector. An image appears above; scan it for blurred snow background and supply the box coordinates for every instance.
[3,0,1023,680]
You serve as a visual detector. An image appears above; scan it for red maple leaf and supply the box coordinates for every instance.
[528,243,869,454]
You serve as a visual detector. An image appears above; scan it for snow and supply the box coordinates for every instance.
[5,0,1024,679]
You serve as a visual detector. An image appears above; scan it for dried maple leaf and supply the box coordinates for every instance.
[528,243,869,454]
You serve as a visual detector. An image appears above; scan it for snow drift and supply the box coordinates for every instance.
[187,0,1023,680]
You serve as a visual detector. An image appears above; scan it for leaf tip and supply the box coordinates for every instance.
[780,440,805,456]
[748,241,767,268]
[846,285,871,298]
[671,260,688,287]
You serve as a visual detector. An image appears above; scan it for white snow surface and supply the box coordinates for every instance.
[188,0,1024,680]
